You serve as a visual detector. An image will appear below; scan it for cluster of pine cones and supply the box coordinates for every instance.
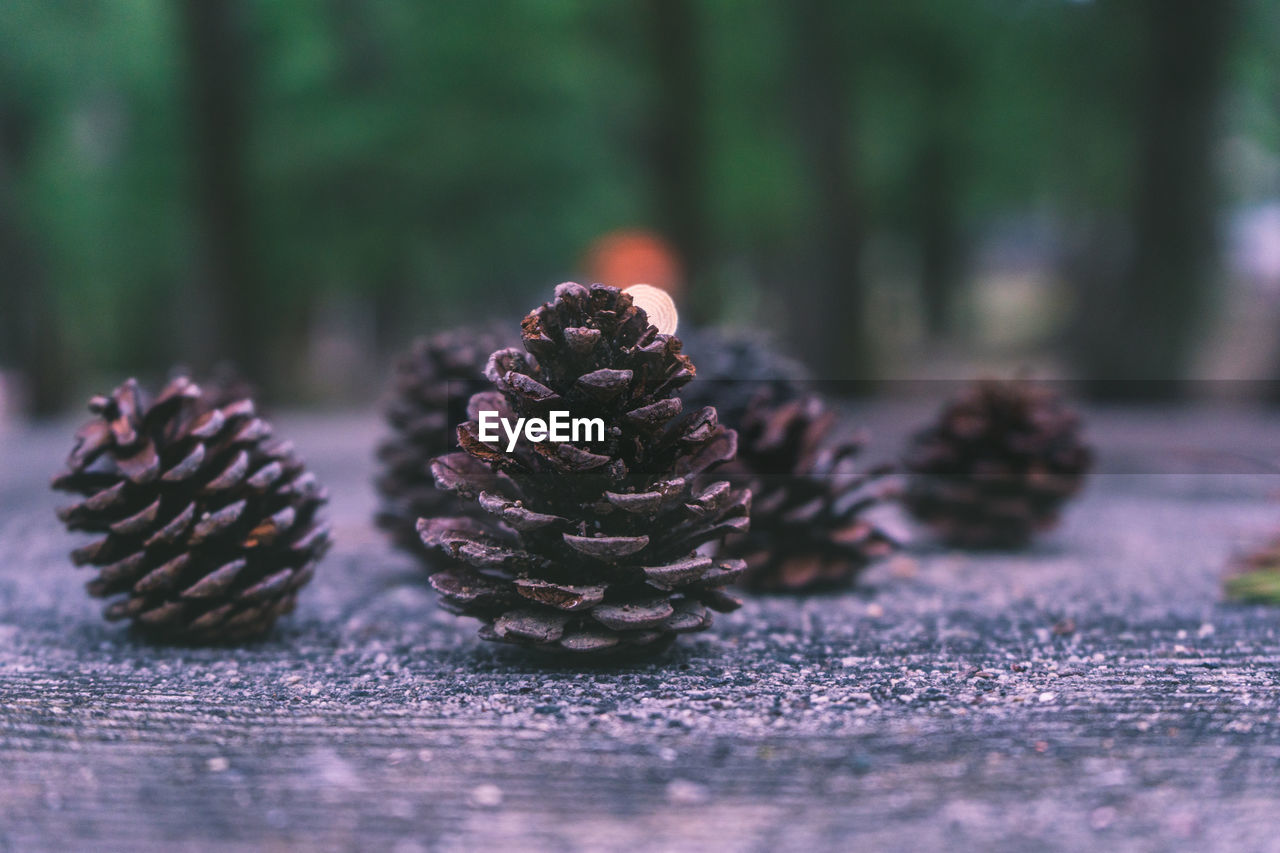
[52,281,1096,654]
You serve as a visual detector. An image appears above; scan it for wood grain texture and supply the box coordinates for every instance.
[4,408,1280,852]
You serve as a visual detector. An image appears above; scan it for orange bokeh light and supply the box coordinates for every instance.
[583,229,683,298]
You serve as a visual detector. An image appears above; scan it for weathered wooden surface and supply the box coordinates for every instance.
[4,406,1280,852]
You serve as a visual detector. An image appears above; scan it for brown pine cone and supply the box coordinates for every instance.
[904,379,1091,548]
[375,327,510,558]
[726,388,898,591]
[420,282,750,656]
[677,326,810,431]
[51,375,331,643]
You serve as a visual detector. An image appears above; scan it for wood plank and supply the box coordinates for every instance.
[3,410,1280,851]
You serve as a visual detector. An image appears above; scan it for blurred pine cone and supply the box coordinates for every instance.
[420,282,750,656]
[375,327,509,559]
[677,326,810,433]
[726,388,897,591]
[904,379,1091,548]
[678,328,895,590]
[1225,539,1280,604]
[51,375,331,643]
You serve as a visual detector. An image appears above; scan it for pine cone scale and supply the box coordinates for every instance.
[514,578,606,611]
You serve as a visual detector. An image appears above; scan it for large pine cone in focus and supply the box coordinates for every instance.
[52,376,331,643]
[904,379,1091,548]
[420,283,750,656]
[375,327,508,557]
[727,389,897,591]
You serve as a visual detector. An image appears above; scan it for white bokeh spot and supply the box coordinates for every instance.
[624,284,678,336]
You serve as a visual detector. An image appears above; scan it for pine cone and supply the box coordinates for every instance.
[1225,538,1280,604]
[677,326,810,434]
[51,375,331,643]
[375,327,509,557]
[904,379,1091,548]
[674,328,895,590]
[420,282,750,656]
[725,388,898,591]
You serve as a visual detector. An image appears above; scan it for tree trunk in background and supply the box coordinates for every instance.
[915,41,967,341]
[1074,0,1234,400]
[916,134,963,340]
[646,0,711,318]
[180,0,265,388]
[790,0,870,389]
[0,99,66,414]
[330,0,406,369]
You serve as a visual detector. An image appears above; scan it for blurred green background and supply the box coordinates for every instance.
[1,0,1278,414]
